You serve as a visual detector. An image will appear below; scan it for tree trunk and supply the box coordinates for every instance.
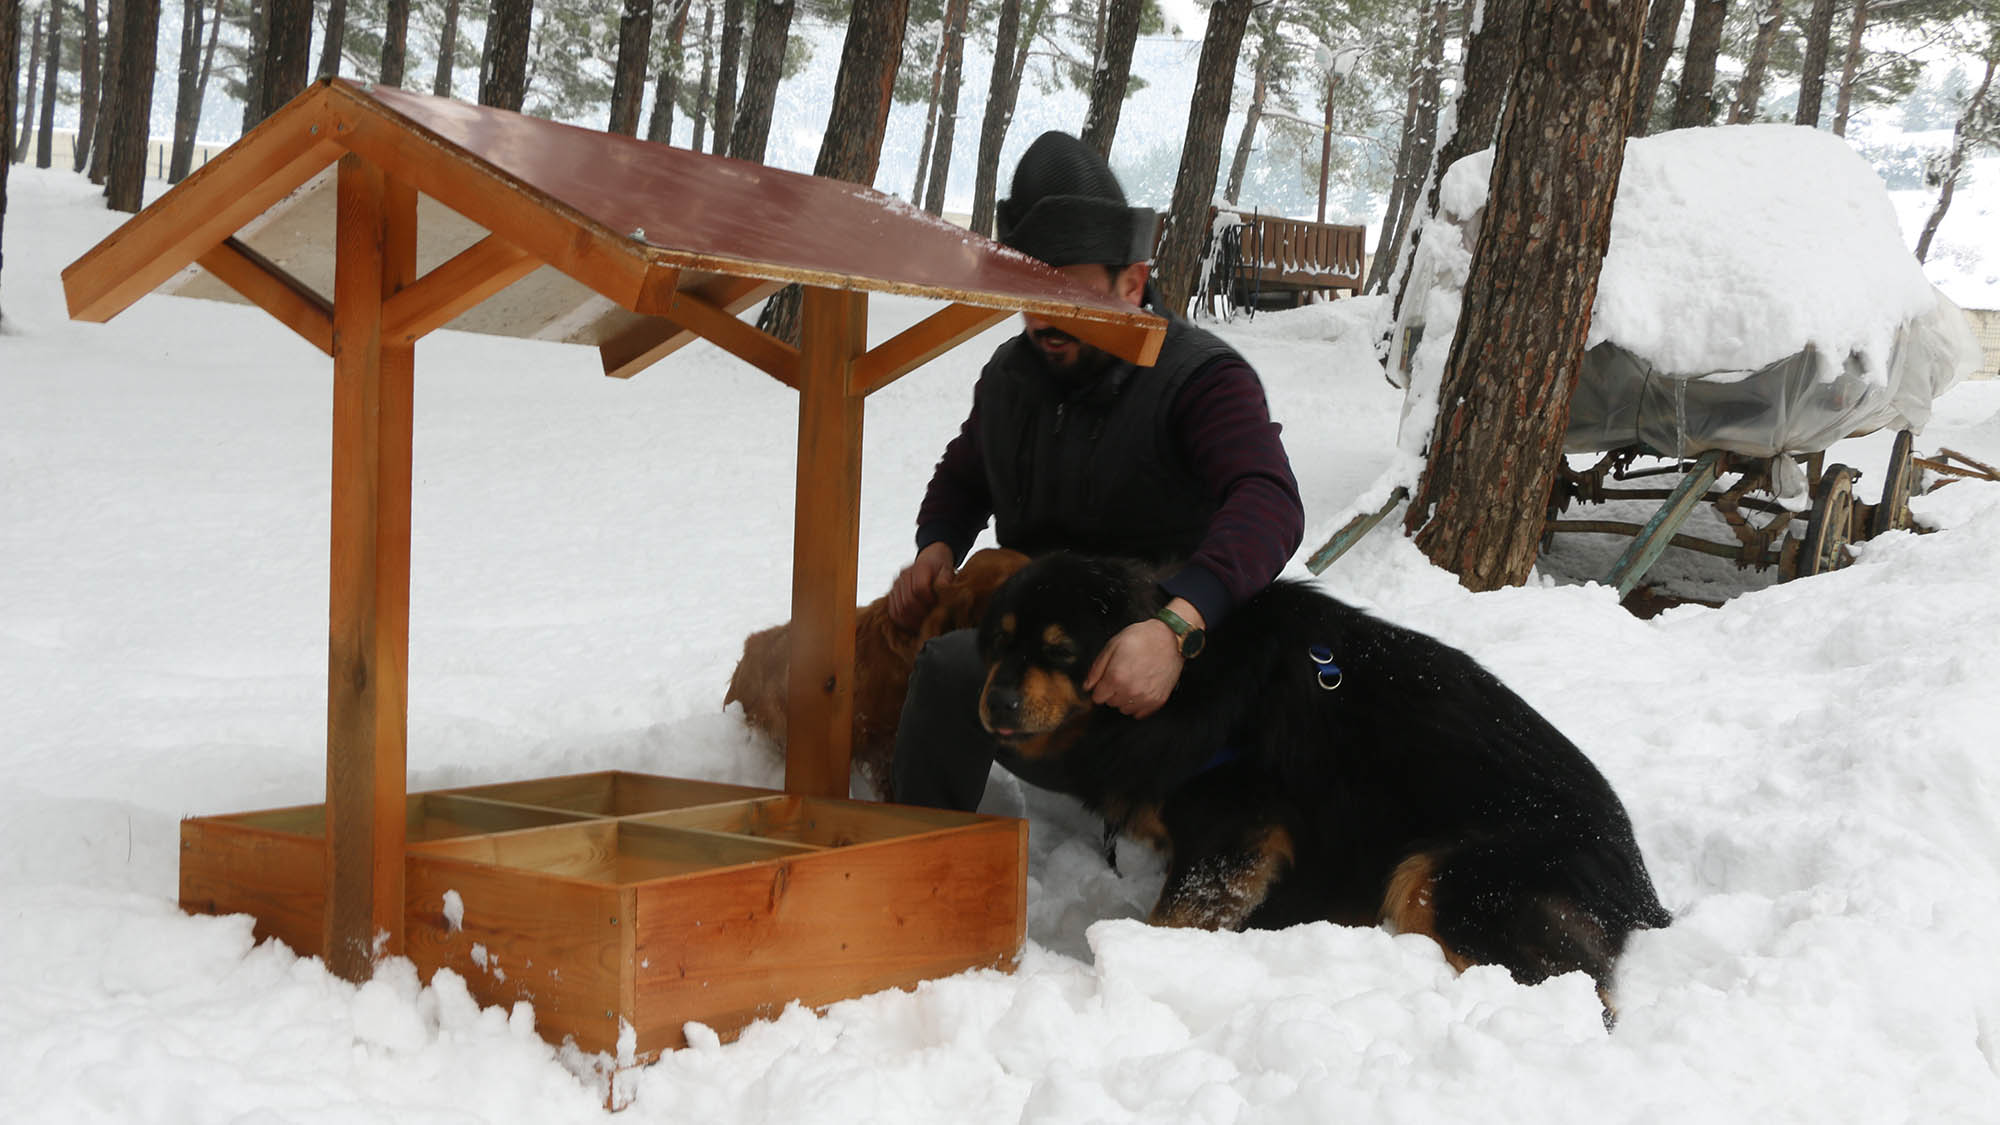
[691,1,712,150]
[1390,0,1526,326]
[713,0,742,153]
[1366,0,1446,295]
[608,0,654,134]
[1155,0,1255,314]
[1,0,16,321]
[479,0,533,111]
[180,0,223,177]
[970,0,1048,236]
[1727,0,1783,123]
[36,0,58,168]
[239,0,264,133]
[258,0,310,120]
[93,0,127,184]
[169,0,204,181]
[922,0,968,215]
[105,0,158,213]
[645,0,689,143]
[317,0,346,78]
[12,6,38,163]
[380,0,408,86]
[1629,0,1683,136]
[911,17,948,201]
[1223,15,1276,207]
[1831,0,1868,136]
[726,0,791,162]
[432,0,460,95]
[77,0,101,170]
[1078,0,1140,158]
[1796,0,1836,127]
[1915,52,1996,263]
[760,0,910,342]
[1404,0,1648,591]
[1669,0,1725,128]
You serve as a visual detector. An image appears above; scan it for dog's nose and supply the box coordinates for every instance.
[984,687,1023,724]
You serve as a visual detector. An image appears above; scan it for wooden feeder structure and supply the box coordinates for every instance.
[62,79,1165,1062]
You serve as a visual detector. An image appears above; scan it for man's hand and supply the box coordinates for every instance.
[888,541,958,630]
[1084,599,1204,719]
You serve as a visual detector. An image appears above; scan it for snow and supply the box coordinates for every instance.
[1433,126,1946,380]
[6,166,2000,1122]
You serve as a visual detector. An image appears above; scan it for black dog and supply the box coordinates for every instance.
[977,553,1671,1012]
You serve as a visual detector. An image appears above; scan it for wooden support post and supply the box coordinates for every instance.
[784,286,867,798]
[324,155,418,981]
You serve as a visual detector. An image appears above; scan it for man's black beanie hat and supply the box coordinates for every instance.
[996,131,1158,268]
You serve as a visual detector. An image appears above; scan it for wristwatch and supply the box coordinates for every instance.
[1153,607,1206,659]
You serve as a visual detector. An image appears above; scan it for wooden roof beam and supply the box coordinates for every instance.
[599,276,787,381]
[852,303,1012,397]
[64,86,343,323]
[196,237,335,355]
[383,233,539,343]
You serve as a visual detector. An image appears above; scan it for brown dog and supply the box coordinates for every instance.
[725,548,1029,799]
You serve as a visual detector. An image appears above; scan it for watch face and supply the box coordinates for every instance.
[1181,629,1206,659]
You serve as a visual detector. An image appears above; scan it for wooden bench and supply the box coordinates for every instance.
[1200,209,1367,313]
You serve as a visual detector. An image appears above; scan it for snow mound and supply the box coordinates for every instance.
[1590,124,1941,379]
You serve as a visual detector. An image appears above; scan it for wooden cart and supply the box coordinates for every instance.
[62,78,1166,1067]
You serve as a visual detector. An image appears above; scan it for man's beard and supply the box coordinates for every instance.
[1030,327,1111,375]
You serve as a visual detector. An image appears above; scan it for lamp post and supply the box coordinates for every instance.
[1314,44,1359,224]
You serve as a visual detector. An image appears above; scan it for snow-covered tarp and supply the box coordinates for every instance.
[1396,125,1982,459]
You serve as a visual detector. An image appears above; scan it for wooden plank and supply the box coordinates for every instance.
[403,852,625,1054]
[323,156,417,982]
[381,233,539,343]
[1039,310,1164,368]
[1603,450,1726,600]
[1306,487,1408,574]
[627,817,1026,1054]
[651,286,802,386]
[63,85,342,322]
[324,81,652,310]
[785,287,867,798]
[599,276,786,380]
[442,770,774,816]
[195,237,335,355]
[852,302,1012,396]
[180,817,327,958]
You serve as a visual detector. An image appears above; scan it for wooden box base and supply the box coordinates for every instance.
[180,771,1027,1060]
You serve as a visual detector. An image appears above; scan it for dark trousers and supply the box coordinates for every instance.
[891,628,1076,811]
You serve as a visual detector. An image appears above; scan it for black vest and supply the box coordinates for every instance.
[979,314,1243,563]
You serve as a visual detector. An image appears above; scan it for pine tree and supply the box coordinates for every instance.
[1366,0,1445,295]
[969,0,1050,235]
[1405,0,1649,590]
[2,0,17,322]
[1079,0,1142,157]
[1916,47,1996,261]
[170,0,212,182]
[608,0,653,134]
[104,0,157,213]
[432,0,461,95]
[76,0,101,171]
[1156,0,1256,313]
[318,0,348,77]
[713,0,742,151]
[727,0,790,160]
[258,0,310,120]
[1630,0,1683,135]
[480,0,533,110]
[1797,0,1837,125]
[380,0,410,85]
[35,0,57,167]
[921,0,968,213]
[12,4,39,163]
[1728,0,1784,122]
[1670,0,1727,127]
[1831,0,1870,135]
[645,0,690,143]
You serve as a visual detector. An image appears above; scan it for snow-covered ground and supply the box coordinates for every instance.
[5,164,2000,1122]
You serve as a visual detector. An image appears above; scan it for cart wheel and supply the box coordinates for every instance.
[1798,464,1857,578]
[1869,430,1915,538]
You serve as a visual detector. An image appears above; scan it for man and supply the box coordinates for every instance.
[886,131,1304,811]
